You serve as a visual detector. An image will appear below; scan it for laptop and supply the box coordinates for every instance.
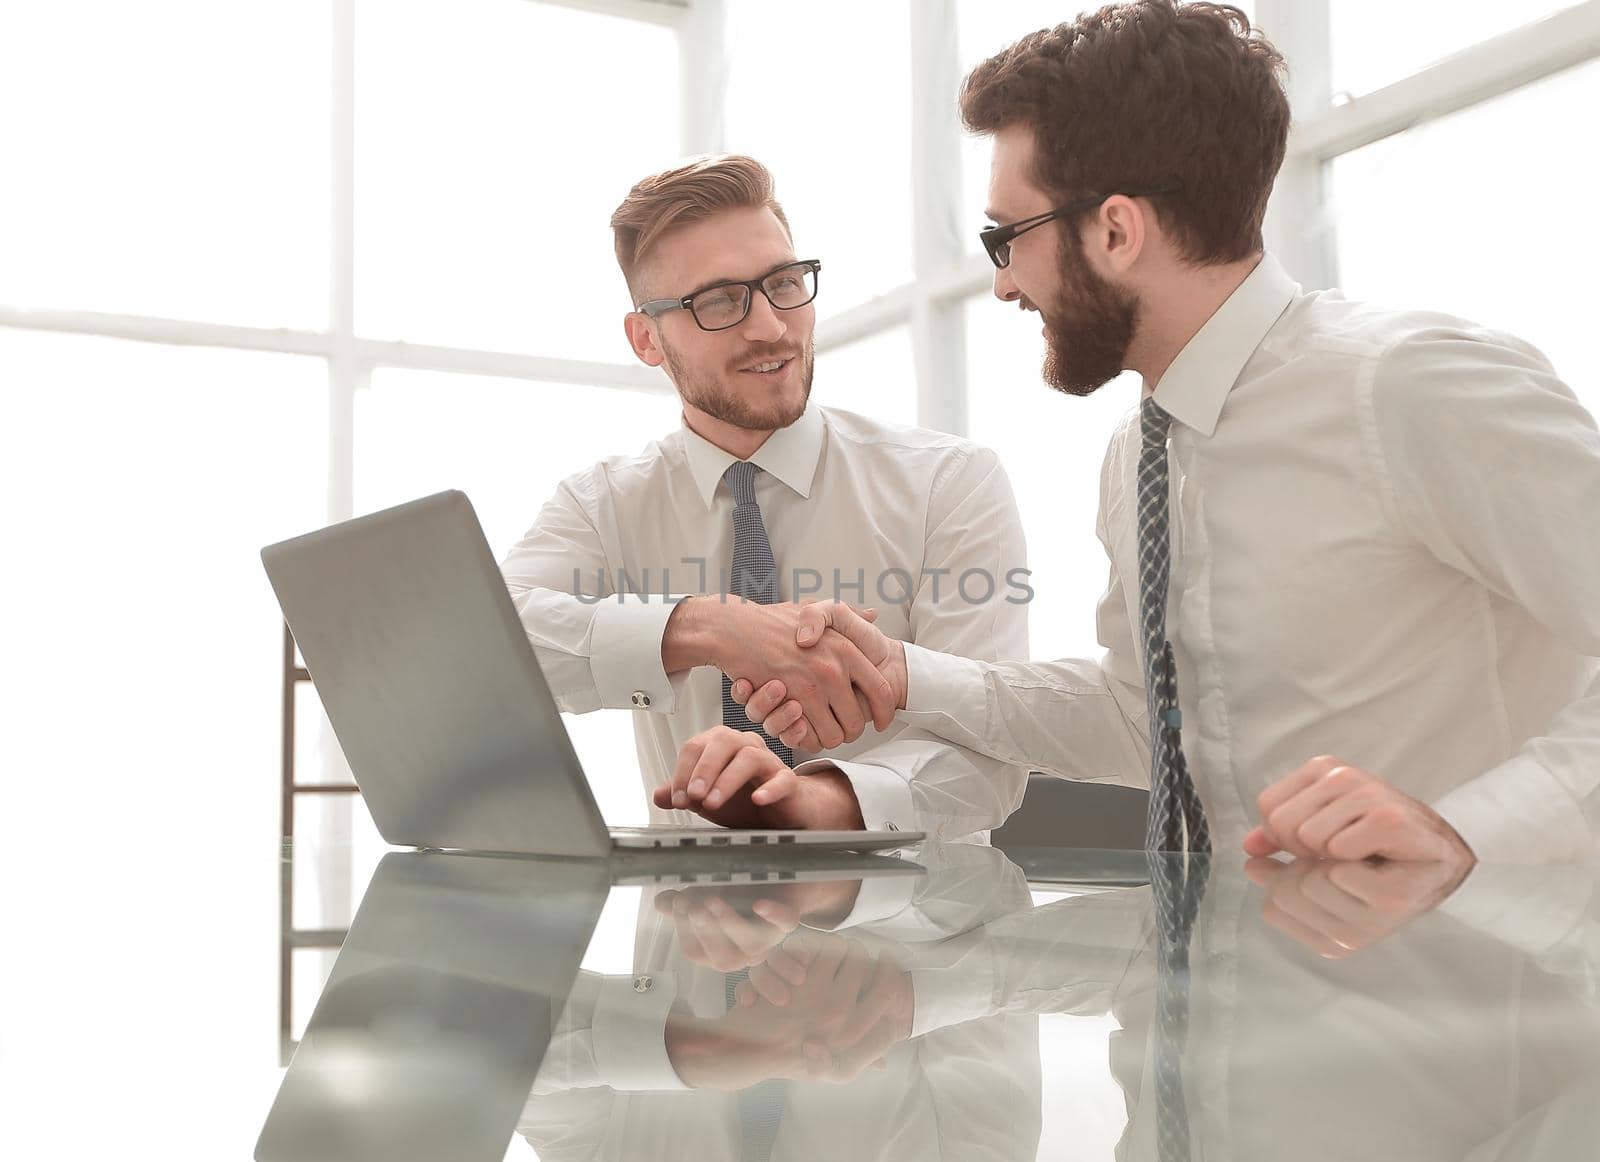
[260,489,923,859]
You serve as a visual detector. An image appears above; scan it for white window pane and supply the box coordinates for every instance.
[965,301,1139,660]
[0,332,325,1140]
[1329,0,1579,99]
[813,325,918,428]
[0,2,330,327]
[958,1,1256,248]
[725,0,912,313]
[1331,58,1600,420]
[354,0,681,359]
[354,367,684,827]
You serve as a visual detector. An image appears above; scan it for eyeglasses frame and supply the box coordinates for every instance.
[979,188,1180,269]
[635,258,823,332]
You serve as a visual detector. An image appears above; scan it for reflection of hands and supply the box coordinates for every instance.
[664,597,894,749]
[652,879,863,971]
[729,601,909,754]
[665,930,913,1090]
[652,726,865,830]
[1246,855,1471,958]
[1244,756,1477,866]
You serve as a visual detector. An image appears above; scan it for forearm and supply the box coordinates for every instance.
[508,584,688,714]
[661,593,745,675]
[897,644,1151,785]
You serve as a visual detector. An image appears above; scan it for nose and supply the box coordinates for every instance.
[993,264,1021,303]
[739,289,788,343]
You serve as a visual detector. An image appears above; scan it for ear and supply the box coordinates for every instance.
[623,311,666,368]
[1088,194,1148,276]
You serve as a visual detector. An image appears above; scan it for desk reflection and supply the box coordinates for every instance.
[258,845,1600,1162]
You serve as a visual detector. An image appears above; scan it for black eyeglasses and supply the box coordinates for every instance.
[636,259,822,332]
[979,188,1179,269]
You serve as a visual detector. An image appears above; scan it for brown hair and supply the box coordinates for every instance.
[960,0,1289,265]
[610,154,792,303]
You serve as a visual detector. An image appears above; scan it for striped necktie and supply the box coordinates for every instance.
[1146,850,1208,1162]
[1136,397,1210,853]
[725,968,785,1162]
[720,460,794,766]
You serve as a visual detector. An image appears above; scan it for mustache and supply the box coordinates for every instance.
[728,345,804,371]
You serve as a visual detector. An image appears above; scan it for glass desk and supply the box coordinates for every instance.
[249,842,1600,1161]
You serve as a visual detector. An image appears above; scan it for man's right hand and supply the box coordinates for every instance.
[728,601,909,753]
[663,596,896,750]
[663,930,911,1090]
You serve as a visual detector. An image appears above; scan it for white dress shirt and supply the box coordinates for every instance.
[518,843,1042,1161]
[939,866,1600,1162]
[899,253,1600,862]
[499,404,1030,839]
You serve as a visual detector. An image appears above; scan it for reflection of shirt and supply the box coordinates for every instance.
[518,843,1042,1161]
[900,253,1600,861]
[933,866,1600,1161]
[499,403,1030,839]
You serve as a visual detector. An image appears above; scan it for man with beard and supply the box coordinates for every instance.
[500,154,1030,841]
[723,1,1600,868]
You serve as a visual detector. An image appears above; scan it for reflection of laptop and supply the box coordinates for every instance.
[261,489,922,858]
[256,850,921,1162]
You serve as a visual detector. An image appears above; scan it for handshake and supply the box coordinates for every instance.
[652,597,912,829]
[663,595,911,753]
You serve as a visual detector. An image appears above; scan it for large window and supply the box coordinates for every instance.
[354,0,682,358]
[724,0,915,312]
[0,1,331,328]
[1329,57,1600,416]
[1328,0,1581,98]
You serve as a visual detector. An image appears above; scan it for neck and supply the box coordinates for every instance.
[681,404,776,461]
[1130,253,1263,395]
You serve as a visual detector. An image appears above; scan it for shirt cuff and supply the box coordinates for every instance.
[794,755,915,835]
[808,863,920,931]
[908,967,996,1038]
[589,596,690,715]
[589,971,691,1092]
[1432,752,1595,864]
[901,641,985,717]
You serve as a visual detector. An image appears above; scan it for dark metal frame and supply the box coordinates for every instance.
[278,622,361,1066]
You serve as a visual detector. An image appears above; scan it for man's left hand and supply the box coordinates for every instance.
[653,725,866,830]
[1245,855,1471,958]
[1244,755,1476,865]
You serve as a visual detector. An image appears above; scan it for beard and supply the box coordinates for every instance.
[1039,231,1140,398]
[663,336,815,431]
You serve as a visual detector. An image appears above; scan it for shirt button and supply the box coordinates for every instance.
[630,691,651,709]
[633,975,653,993]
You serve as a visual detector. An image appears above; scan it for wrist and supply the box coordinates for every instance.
[796,876,863,928]
[662,595,737,673]
[889,639,909,711]
[803,765,866,831]
[663,1012,715,1087]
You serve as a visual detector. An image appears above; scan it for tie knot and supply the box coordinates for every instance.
[1141,396,1173,448]
[723,459,760,505]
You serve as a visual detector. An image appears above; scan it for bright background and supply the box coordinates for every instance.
[3,2,1596,1157]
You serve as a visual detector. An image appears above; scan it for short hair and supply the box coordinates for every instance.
[610,154,793,303]
[960,1,1290,265]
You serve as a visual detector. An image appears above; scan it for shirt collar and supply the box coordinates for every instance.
[1151,251,1299,438]
[681,401,825,508]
